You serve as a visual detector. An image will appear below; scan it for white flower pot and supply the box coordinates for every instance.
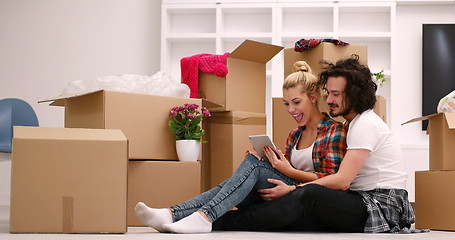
[175,139,200,162]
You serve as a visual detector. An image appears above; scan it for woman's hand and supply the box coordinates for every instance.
[257,179,296,201]
[264,146,293,175]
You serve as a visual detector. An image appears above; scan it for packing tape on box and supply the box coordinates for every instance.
[62,196,74,233]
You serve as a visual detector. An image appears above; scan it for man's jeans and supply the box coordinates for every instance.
[170,154,297,222]
[212,184,368,232]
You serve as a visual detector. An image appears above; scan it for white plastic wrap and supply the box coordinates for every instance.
[437,89,455,113]
[60,72,190,98]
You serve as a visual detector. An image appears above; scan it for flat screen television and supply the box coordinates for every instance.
[422,24,455,130]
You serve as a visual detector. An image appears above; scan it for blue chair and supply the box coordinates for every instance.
[0,98,39,152]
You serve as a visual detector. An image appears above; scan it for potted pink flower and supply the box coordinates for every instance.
[168,103,210,161]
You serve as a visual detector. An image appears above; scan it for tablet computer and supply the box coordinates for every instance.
[248,134,279,157]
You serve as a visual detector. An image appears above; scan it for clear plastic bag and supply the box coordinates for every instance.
[60,71,190,98]
[437,89,455,113]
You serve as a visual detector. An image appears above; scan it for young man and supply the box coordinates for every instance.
[212,55,415,233]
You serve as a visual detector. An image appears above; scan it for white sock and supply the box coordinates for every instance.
[134,202,173,232]
[162,212,212,234]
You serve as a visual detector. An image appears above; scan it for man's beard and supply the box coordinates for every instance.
[328,103,351,118]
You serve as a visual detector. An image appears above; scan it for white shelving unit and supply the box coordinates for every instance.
[161,1,396,132]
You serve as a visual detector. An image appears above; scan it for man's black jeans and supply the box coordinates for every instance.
[213,184,367,233]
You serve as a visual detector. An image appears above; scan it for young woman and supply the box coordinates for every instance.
[134,61,347,233]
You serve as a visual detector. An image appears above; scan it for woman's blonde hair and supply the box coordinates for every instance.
[283,61,328,112]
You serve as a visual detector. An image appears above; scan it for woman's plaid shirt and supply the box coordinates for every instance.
[284,113,347,178]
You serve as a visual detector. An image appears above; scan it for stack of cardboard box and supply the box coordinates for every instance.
[199,40,283,189]
[38,91,205,227]
[404,113,455,231]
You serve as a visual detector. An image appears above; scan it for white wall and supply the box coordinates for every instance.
[0,0,162,206]
[394,4,455,202]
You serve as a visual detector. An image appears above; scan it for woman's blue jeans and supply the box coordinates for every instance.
[169,154,298,222]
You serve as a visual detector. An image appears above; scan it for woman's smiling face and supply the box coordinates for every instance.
[283,86,317,127]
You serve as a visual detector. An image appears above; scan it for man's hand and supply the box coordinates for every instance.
[257,179,296,201]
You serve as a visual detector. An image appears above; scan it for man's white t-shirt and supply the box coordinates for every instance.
[347,110,407,191]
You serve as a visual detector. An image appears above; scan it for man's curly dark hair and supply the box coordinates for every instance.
[318,55,377,115]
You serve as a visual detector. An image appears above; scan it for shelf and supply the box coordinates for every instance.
[338,7,391,33]
[220,33,274,39]
[281,6,333,33]
[162,2,394,129]
[221,7,273,34]
[164,7,216,35]
[337,32,392,40]
[396,0,455,6]
[164,34,217,42]
[281,33,336,39]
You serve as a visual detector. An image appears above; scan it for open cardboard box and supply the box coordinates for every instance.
[10,126,128,233]
[402,112,455,170]
[199,39,284,114]
[39,90,221,160]
[283,42,368,77]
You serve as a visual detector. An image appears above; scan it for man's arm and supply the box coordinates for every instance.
[259,148,369,200]
[300,149,369,191]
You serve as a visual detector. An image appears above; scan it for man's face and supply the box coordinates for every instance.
[325,76,349,117]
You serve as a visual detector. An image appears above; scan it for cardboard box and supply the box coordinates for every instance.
[205,111,267,189]
[283,42,368,78]
[39,90,203,160]
[402,113,455,170]
[10,126,128,233]
[374,95,386,123]
[127,161,201,226]
[415,170,455,231]
[272,96,386,152]
[272,97,295,152]
[199,40,283,114]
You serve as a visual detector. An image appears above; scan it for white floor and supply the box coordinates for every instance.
[1,206,455,240]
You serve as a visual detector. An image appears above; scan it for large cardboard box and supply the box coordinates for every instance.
[415,170,455,231]
[283,42,368,78]
[127,161,201,226]
[205,111,267,189]
[199,40,283,114]
[402,113,455,170]
[10,126,128,233]
[272,96,386,152]
[40,90,202,160]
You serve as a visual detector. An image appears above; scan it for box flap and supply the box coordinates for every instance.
[401,112,442,126]
[202,99,224,110]
[228,39,283,64]
[445,113,455,129]
[38,90,105,106]
[13,126,127,141]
